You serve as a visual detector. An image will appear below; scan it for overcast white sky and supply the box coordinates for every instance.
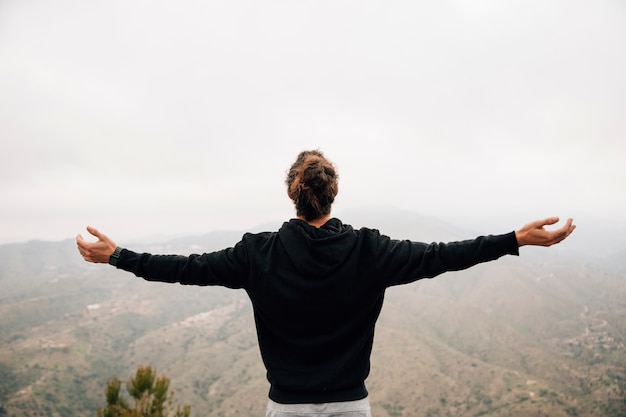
[1,0,625,248]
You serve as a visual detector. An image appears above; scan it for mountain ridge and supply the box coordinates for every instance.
[0,207,624,416]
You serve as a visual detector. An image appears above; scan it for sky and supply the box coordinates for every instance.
[1,0,625,251]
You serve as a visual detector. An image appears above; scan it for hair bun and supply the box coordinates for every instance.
[286,150,338,221]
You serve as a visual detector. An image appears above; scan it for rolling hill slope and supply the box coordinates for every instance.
[0,208,624,417]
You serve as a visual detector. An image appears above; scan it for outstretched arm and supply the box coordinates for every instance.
[76,226,117,263]
[75,226,249,288]
[515,217,575,247]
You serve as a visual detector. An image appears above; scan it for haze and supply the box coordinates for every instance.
[1,1,624,255]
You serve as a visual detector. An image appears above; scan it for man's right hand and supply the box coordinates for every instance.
[515,217,576,247]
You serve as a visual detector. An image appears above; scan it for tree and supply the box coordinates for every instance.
[97,365,191,417]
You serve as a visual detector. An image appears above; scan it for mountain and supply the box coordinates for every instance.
[0,207,624,417]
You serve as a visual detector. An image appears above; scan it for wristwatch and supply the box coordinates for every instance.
[109,246,123,266]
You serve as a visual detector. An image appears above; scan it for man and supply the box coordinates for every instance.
[77,150,575,417]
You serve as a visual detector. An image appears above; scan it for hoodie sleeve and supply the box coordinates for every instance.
[113,239,250,289]
[376,231,520,287]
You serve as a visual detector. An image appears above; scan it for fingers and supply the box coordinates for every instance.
[524,217,558,232]
[87,225,102,239]
[77,227,100,262]
[569,220,576,234]
[76,240,91,261]
[555,218,575,235]
[76,239,101,263]
[563,218,576,238]
[76,233,90,250]
[85,225,113,245]
[538,217,559,228]
[546,218,576,246]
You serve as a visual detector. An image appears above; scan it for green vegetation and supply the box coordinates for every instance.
[97,365,191,417]
[0,362,26,403]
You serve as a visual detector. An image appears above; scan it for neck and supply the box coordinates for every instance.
[297,215,331,228]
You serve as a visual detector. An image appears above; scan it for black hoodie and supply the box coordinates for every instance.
[115,218,519,404]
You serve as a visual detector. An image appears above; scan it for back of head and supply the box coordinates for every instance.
[286,150,339,221]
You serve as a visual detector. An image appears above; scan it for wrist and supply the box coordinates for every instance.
[109,246,123,266]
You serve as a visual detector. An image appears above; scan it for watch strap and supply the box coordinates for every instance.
[109,246,123,266]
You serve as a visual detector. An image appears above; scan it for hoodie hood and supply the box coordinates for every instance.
[278,218,359,277]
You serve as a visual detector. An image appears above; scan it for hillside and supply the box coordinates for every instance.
[0,209,624,417]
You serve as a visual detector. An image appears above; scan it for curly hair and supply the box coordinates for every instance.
[285,150,339,221]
